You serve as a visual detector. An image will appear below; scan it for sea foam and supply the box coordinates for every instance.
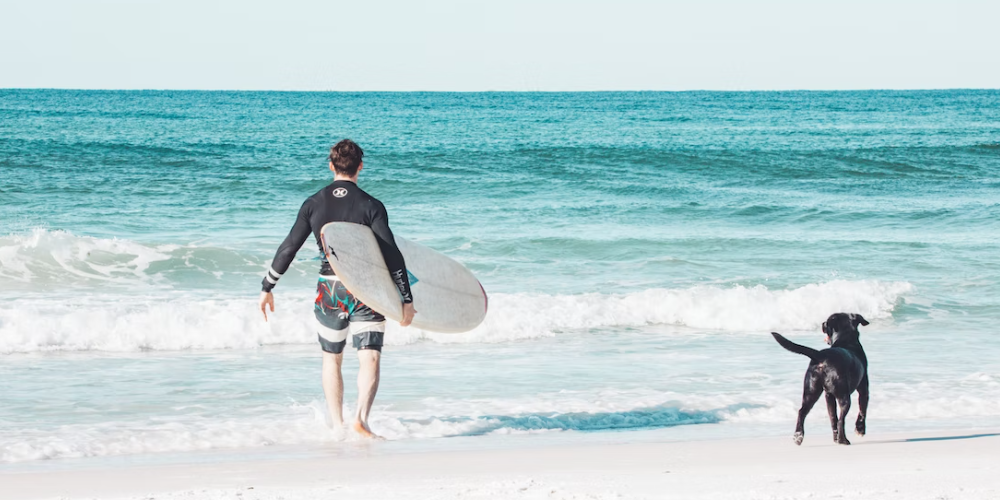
[0,280,911,353]
[4,382,998,463]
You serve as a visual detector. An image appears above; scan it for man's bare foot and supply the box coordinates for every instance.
[352,420,382,440]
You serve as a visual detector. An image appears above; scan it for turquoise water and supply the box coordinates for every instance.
[1,90,999,463]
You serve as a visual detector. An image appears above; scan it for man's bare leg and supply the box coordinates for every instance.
[353,349,381,438]
[321,351,345,432]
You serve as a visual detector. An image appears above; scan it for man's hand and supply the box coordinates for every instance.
[259,291,275,321]
[400,302,416,327]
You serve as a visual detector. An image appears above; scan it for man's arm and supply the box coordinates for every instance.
[369,202,413,303]
[259,200,312,320]
[369,201,415,326]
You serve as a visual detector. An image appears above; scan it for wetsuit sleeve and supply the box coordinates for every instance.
[369,202,413,304]
[261,200,312,292]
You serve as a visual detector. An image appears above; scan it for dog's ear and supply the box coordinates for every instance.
[851,314,869,327]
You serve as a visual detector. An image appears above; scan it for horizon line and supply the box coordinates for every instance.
[2,87,999,93]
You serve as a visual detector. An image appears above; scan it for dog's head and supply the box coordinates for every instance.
[821,313,868,346]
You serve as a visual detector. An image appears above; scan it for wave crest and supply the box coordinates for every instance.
[0,280,911,353]
[409,279,912,345]
[0,229,173,284]
[0,229,272,291]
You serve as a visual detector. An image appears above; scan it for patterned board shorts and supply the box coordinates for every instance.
[314,275,386,354]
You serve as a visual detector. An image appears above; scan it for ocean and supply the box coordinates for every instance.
[1,89,999,465]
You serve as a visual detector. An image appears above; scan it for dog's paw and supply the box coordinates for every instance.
[793,432,804,446]
[855,421,866,437]
[837,436,852,445]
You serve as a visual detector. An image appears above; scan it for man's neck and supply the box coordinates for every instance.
[334,175,358,183]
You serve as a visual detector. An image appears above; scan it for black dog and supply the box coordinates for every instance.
[771,313,869,445]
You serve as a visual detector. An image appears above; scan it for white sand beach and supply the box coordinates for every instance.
[3,429,998,500]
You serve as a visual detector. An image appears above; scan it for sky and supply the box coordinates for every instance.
[0,0,997,91]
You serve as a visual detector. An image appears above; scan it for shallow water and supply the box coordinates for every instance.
[1,90,999,464]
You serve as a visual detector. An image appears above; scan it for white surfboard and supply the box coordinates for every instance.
[320,222,488,333]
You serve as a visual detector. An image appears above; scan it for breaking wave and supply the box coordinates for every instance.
[0,280,912,353]
[0,229,270,291]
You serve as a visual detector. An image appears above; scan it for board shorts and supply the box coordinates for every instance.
[314,275,386,354]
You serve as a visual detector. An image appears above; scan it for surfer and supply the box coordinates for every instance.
[258,139,416,439]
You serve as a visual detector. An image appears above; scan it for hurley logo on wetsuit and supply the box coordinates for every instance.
[391,269,412,302]
[332,187,349,198]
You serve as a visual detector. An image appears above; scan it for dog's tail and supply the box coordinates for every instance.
[771,332,819,360]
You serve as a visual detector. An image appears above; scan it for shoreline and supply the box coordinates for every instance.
[4,428,998,500]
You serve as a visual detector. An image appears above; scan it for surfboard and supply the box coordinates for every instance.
[319,222,488,333]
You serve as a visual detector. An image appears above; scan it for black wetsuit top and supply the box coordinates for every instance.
[261,180,413,303]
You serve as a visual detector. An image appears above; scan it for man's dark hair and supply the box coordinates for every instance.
[329,139,364,176]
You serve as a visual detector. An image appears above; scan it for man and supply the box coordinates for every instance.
[258,139,416,439]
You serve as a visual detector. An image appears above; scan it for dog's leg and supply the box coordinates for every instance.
[794,385,822,446]
[825,392,839,442]
[836,394,852,445]
[855,375,869,437]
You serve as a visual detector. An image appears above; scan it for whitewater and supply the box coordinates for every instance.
[1,89,999,465]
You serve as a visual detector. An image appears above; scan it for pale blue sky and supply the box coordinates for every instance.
[1,0,997,90]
